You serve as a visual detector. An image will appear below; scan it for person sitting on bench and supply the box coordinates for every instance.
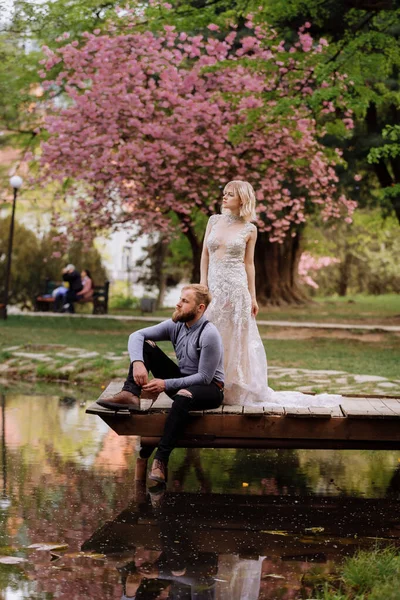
[55,264,83,313]
[98,284,224,484]
[76,268,93,302]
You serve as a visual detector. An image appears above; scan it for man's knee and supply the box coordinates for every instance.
[177,389,192,398]
[172,391,194,412]
[142,340,157,356]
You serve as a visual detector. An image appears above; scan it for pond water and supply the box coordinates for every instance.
[0,389,400,599]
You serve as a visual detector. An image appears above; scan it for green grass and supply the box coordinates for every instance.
[0,315,148,355]
[308,547,400,600]
[1,314,399,383]
[258,293,400,324]
[106,294,400,324]
[265,336,400,380]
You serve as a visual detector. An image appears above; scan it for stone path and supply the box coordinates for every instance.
[7,307,400,332]
[2,344,399,396]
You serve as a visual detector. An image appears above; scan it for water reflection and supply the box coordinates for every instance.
[0,391,399,599]
[83,485,400,599]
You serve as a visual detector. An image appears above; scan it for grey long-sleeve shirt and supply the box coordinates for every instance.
[128,315,224,393]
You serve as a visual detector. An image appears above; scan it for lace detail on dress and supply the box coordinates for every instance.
[205,215,342,409]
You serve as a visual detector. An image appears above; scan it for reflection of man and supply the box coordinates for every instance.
[118,492,218,600]
[98,285,224,484]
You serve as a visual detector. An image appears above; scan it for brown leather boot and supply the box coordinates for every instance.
[148,458,168,483]
[97,390,141,412]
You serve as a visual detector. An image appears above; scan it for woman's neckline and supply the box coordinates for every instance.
[222,213,245,225]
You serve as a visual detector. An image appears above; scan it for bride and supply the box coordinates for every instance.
[200,180,341,408]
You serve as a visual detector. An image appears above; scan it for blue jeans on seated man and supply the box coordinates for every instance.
[122,341,223,464]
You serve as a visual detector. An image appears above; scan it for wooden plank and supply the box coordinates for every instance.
[285,407,313,418]
[150,393,173,411]
[206,405,224,415]
[329,405,345,418]
[381,399,400,416]
[222,405,244,414]
[340,398,387,419]
[308,406,333,419]
[101,412,400,444]
[243,405,264,416]
[367,398,400,418]
[263,405,285,415]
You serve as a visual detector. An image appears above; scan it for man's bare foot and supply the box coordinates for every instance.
[97,390,141,412]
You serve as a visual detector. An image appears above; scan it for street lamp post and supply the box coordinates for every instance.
[2,176,23,320]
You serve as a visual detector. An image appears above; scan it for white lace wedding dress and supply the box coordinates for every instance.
[204,214,342,408]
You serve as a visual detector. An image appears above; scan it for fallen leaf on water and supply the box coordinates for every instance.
[263,574,285,579]
[242,482,249,487]
[304,527,325,534]
[260,530,289,536]
[27,543,68,552]
[0,556,27,564]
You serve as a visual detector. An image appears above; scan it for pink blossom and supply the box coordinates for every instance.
[298,252,340,288]
[37,18,356,248]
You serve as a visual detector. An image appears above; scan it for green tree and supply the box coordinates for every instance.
[304,210,400,296]
[257,0,400,223]
[0,218,107,306]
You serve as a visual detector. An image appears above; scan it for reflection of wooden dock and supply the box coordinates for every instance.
[87,381,400,452]
[82,491,400,560]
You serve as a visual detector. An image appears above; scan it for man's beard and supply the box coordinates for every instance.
[172,307,198,323]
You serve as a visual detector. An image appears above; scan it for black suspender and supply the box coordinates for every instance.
[196,319,209,355]
[173,319,209,355]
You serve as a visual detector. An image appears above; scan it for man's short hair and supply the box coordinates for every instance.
[182,284,212,308]
[65,263,75,271]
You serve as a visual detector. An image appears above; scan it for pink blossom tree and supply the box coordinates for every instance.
[38,17,356,304]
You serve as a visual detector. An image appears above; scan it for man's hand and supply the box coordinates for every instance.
[133,361,149,386]
[137,563,159,578]
[142,378,166,394]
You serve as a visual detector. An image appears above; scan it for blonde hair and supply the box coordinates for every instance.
[182,284,212,308]
[224,180,257,221]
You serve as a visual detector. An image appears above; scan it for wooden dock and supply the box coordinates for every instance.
[87,381,400,455]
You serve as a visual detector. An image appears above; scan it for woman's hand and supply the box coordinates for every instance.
[251,298,259,318]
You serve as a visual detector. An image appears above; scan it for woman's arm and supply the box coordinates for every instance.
[244,227,259,317]
[77,277,92,297]
[200,218,212,286]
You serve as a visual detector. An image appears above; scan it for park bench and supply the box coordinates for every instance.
[87,380,400,481]
[35,279,110,314]
[140,297,157,313]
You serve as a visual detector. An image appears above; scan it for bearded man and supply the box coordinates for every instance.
[98,284,224,483]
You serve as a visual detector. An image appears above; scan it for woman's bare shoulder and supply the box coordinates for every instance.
[209,214,222,226]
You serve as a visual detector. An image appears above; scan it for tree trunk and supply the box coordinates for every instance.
[254,230,309,306]
[183,229,202,283]
[156,272,167,310]
[185,225,309,306]
[338,251,352,296]
[154,236,169,309]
